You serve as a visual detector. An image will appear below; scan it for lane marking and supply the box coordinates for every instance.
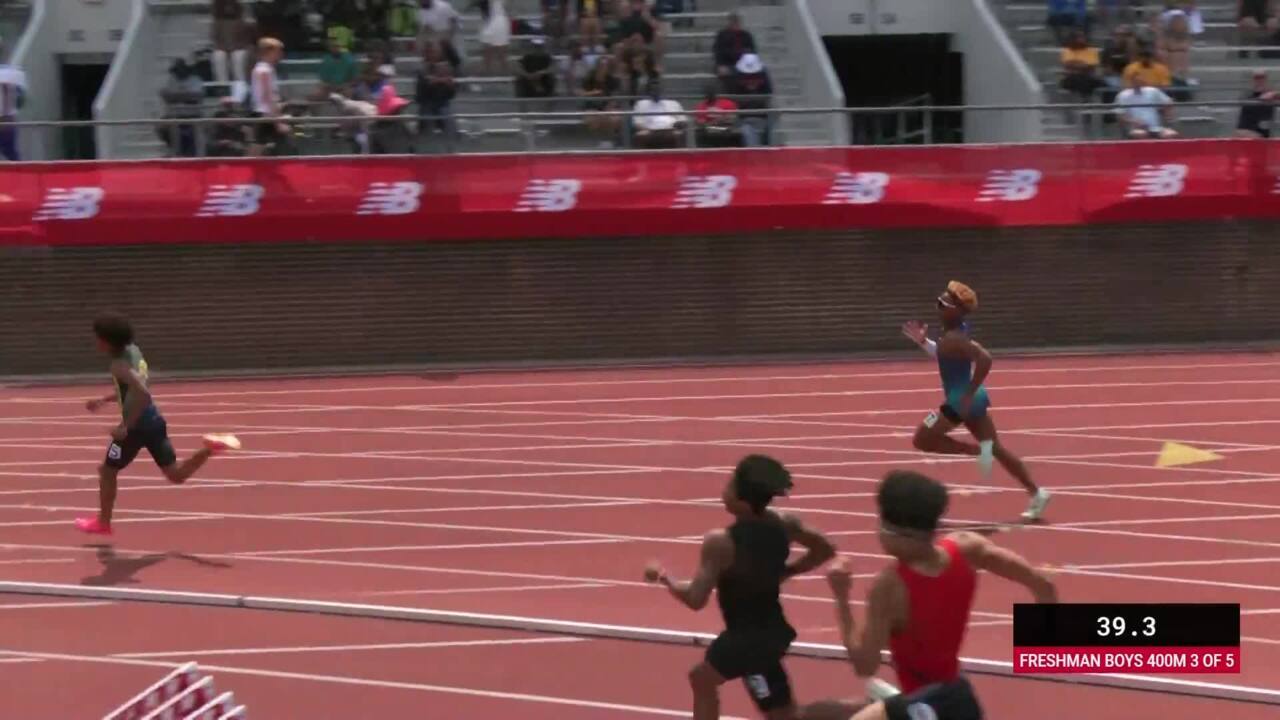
[359,583,612,598]
[0,600,115,610]
[118,636,587,659]
[237,539,631,557]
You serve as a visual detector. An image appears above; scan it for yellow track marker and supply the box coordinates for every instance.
[1155,441,1223,468]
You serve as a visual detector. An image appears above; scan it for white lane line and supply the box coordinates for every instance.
[236,539,631,557]
[0,558,76,566]
[118,636,587,659]
[1072,558,1280,571]
[1053,568,1280,593]
[359,583,612,598]
[0,601,115,610]
[0,649,731,718]
[282,500,649,518]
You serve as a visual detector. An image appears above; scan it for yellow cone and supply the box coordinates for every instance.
[1156,441,1223,468]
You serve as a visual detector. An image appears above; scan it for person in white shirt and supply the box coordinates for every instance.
[418,0,461,56]
[632,81,686,148]
[250,37,289,149]
[0,37,26,161]
[1114,74,1178,138]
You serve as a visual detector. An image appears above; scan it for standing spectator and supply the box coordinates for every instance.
[418,0,461,52]
[577,0,605,53]
[617,0,665,62]
[158,59,205,157]
[1115,73,1178,138]
[1238,0,1279,51]
[1047,0,1092,45]
[514,37,556,101]
[1101,24,1137,96]
[561,40,596,99]
[474,0,511,75]
[695,85,740,147]
[208,95,250,157]
[1059,30,1103,102]
[250,37,289,152]
[1156,11,1194,99]
[618,32,659,96]
[212,0,249,90]
[1158,1,1204,35]
[313,38,359,100]
[713,12,756,81]
[0,37,25,161]
[631,80,685,148]
[360,0,394,45]
[416,39,458,152]
[1236,69,1278,137]
[1122,45,1172,90]
[726,52,772,146]
[542,0,570,47]
[582,55,622,141]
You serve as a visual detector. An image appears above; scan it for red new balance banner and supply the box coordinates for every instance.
[2,140,1278,246]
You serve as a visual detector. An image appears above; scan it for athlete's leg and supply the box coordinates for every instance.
[798,699,866,720]
[160,449,212,485]
[97,464,120,526]
[155,431,239,485]
[913,408,980,456]
[688,662,726,720]
[78,435,140,534]
[850,703,888,720]
[964,414,1036,493]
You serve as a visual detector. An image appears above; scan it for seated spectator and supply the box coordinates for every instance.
[713,12,756,80]
[582,55,623,141]
[416,40,459,152]
[1094,0,1142,26]
[1100,24,1137,94]
[357,63,397,104]
[209,94,251,157]
[1238,0,1279,50]
[562,40,597,99]
[474,0,511,75]
[1236,69,1279,137]
[158,59,204,157]
[1115,74,1178,138]
[1047,0,1091,45]
[726,52,773,147]
[1122,46,1172,92]
[515,37,556,100]
[1158,1,1203,35]
[313,39,359,101]
[1059,30,1103,102]
[373,82,414,153]
[211,0,249,89]
[1156,10,1194,99]
[577,0,605,53]
[632,80,685,148]
[542,0,570,46]
[618,32,659,96]
[695,85,741,147]
[616,0,666,62]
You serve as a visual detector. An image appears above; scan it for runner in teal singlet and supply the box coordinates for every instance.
[901,282,1050,522]
[76,313,242,536]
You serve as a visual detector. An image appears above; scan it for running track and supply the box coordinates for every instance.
[0,352,1277,717]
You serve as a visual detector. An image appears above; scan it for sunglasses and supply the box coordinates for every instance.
[937,293,957,310]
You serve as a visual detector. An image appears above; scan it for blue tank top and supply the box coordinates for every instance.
[937,323,973,395]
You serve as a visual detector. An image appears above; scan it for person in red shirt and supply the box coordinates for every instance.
[802,470,1058,720]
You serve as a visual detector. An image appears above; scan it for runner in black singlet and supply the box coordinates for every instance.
[644,454,837,719]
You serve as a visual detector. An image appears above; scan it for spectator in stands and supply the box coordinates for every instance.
[418,0,461,53]
[1115,72,1178,138]
[360,0,394,45]
[1047,0,1092,45]
[250,37,290,153]
[1158,1,1204,35]
[1236,69,1278,137]
[1095,0,1142,27]
[416,39,459,152]
[515,37,556,102]
[313,38,359,101]
[632,80,686,148]
[713,12,756,81]
[1059,30,1104,102]
[1101,24,1138,92]
[212,0,249,90]
[1156,10,1194,100]
[1122,45,1172,91]
[208,95,250,157]
[582,55,623,142]
[695,84,741,147]
[618,32,660,97]
[0,36,25,162]
[1238,0,1279,51]
[617,0,666,62]
[577,0,605,54]
[726,52,773,147]
[542,0,570,47]
[474,0,512,75]
[562,40,597,99]
[158,59,205,157]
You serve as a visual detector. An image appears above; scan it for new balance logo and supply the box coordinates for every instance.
[515,179,582,212]
[356,181,423,215]
[976,169,1041,202]
[672,175,737,209]
[822,172,890,205]
[33,187,104,221]
[196,184,264,217]
[1271,175,1279,195]
[1124,164,1187,198]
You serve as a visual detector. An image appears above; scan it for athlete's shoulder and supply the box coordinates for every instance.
[945,531,990,567]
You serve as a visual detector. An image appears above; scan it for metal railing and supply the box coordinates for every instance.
[0,99,1266,162]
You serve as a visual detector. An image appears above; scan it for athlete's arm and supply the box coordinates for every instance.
[954,531,1058,603]
[780,512,836,579]
[86,392,117,413]
[110,361,152,430]
[653,530,733,611]
[828,561,897,676]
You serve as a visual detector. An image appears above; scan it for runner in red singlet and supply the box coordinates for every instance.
[801,470,1058,720]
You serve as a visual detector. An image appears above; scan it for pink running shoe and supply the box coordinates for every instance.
[74,517,112,536]
[202,434,242,454]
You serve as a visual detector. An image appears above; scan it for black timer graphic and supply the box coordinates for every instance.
[1014,604,1240,648]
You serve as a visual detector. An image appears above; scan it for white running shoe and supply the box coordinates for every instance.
[977,440,994,476]
[1022,489,1051,522]
[866,678,900,702]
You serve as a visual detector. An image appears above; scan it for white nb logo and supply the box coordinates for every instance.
[823,171,890,205]
[1125,164,1187,198]
[672,174,737,209]
[196,184,264,217]
[33,186,104,221]
[1271,175,1279,195]
[515,178,582,212]
[976,169,1041,202]
[356,181,423,215]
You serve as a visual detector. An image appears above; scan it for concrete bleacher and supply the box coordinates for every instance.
[993,1,1280,140]
[117,0,807,157]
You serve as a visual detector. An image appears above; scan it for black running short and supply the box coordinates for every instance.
[104,411,176,470]
[885,676,983,720]
[705,626,798,712]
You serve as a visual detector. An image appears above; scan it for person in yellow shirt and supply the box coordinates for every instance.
[1122,46,1172,89]
[1060,30,1103,100]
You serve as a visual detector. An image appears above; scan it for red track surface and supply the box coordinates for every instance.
[1,352,1278,717]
